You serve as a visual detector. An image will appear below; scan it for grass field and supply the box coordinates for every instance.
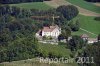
[67,0,100,13]
[10,2,52,10]
[38,43,71,57]
[0,60,78,66]
[72,15,100,38]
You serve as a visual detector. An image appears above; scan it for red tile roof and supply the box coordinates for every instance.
[81,34,89,38]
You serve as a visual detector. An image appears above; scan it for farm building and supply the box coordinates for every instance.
[81,34,98,44]
[88,38,98,44]
[36,25,61,38]
[81,34,89,41]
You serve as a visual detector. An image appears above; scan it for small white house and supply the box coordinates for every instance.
[88,38,98,44]
[81,34,98,44]
[36,25,61,38]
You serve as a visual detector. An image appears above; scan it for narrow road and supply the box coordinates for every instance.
[44,0,100,17]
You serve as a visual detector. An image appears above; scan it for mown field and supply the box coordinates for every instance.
[10,2,52,10]
[67,0,100,13]
[72,15,100,38]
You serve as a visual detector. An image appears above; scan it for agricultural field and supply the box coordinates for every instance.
[67,0,100,13]
[10,2,52,10]
[72,15,100,38]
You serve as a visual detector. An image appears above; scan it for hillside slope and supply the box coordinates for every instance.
[44,0,100,16]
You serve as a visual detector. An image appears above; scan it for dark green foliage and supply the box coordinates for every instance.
[0,5,22,18]
[85,0,100,2]
[61,27,71,39]
[68,35,85,51]
[0,36,38,62]
[56,5,79,20]
[94,17,100,21]
[98,34,100,41]
[0,16,38,62]
[0,5,78,29]
[69,20,80,31]
[0,28,12,46]
[58,34,65,41]
[80,42,100,66]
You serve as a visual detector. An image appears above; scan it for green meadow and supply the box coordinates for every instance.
[38,43,71,57]
[72,15,100,38]
[10,2,52,10]
[67,0,100,13]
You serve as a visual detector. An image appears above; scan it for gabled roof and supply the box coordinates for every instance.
[42,25,59,32]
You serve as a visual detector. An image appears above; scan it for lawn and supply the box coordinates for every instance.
[67,0,100,13]
[72,15,100,38]
[72,29,97,38]
[10,2,52,10]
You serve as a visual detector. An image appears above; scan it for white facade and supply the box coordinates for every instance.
[42,28,61,38]
[88,38,98,44]
[36,25,61,38]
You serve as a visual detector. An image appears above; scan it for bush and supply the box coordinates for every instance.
[56,5,79,20]
[94,17,100,21]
